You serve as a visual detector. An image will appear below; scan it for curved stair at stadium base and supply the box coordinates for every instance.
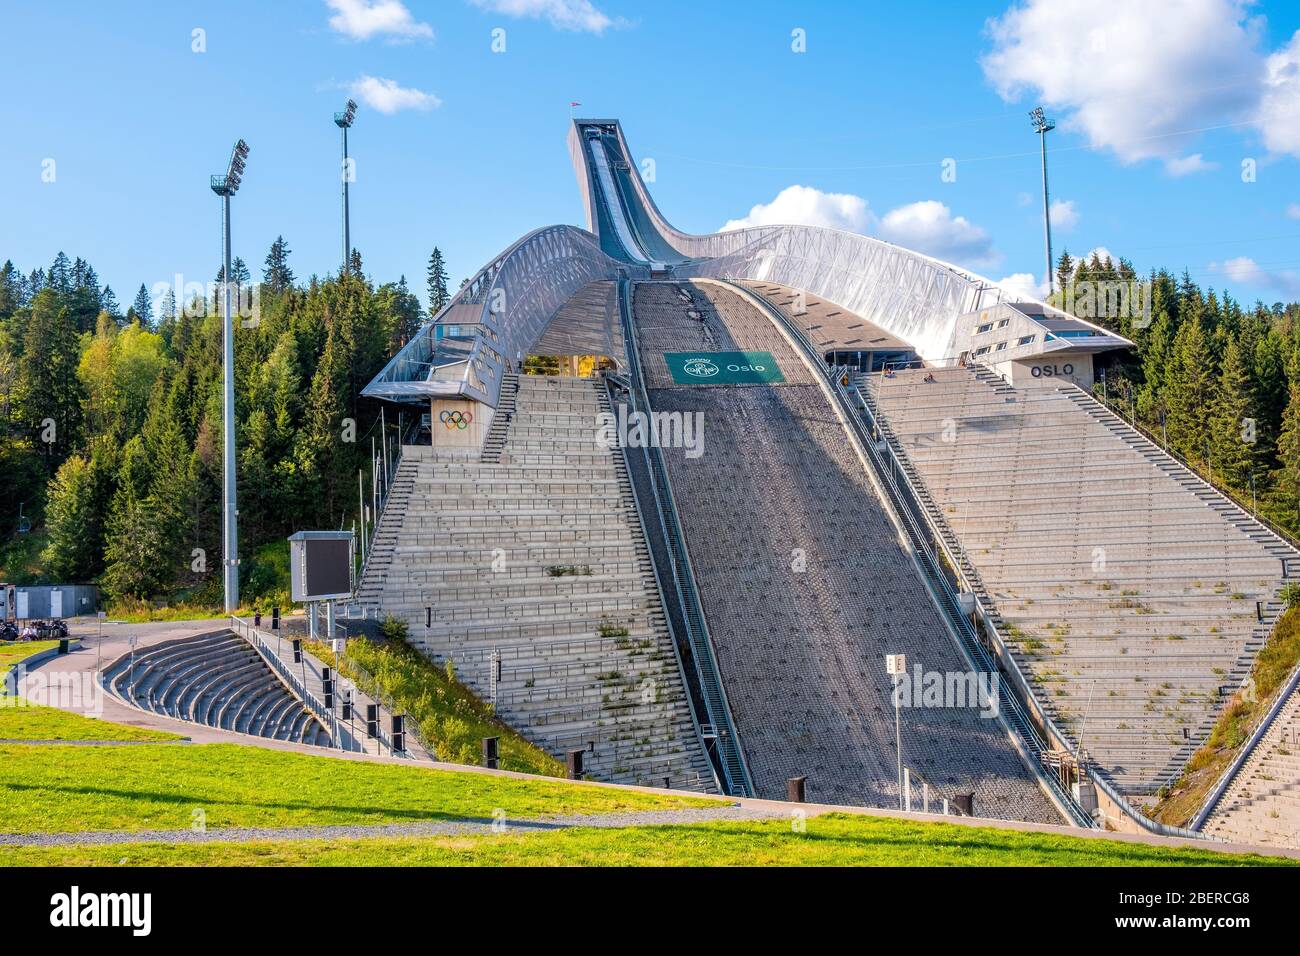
[623,276,1070,822]
[850,358,1299,831]
[357,372,717,792]
[101,631,332,747]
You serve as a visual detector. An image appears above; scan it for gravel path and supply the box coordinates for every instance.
[0,739,188,746]
[0,805,796,848]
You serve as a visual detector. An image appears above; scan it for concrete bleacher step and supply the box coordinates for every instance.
[867,364,1297,797]
[1204,680,1300,848]
[360,373,716,792]
[626,280,1059,820]
[103,632,330,748]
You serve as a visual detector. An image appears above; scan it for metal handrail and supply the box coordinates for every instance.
[719,279,1095,827]
[1191,657,1300,830]
[602,376,724,795]
[1077,384,1300,560]
[615,277,753,797]
[356,416,416,595]
[229,615,335,744]
[1066,382,1300,831]
[327,641,433,760]
[851,376,1201,834]
[841,363,1225,838]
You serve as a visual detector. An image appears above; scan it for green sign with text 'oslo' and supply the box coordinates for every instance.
[664,351,785,385]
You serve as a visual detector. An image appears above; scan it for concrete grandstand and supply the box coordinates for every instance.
[356,119,1300,840]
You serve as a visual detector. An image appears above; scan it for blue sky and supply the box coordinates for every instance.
[1,0,1297,311]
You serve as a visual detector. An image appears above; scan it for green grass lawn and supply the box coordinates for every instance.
[0,705,181,742]
[0,742,721,834]
[1,813,1290,868]
[0,640,179,742]
[0,639,60,674]
[308,634,564,776]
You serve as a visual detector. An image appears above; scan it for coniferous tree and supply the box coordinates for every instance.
[158,288,177,323]
[41,437,117,581]
[263,236,295,294]
[130,283,153,328]
[376,276,422,352]
[0,261,21,320]
[19,289,85,467]
[1254,327,1287,459]
[1054,250,1074,304]
[47,251,71,293]
[1209,335,1255,487]
[100,285,121,320]
[427,247,449,315]
[1136,279,1176,419]
[1163,315,1216,463]
[101,483,166,600]
[1275,384,1300,508]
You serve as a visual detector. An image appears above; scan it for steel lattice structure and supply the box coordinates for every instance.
[364,225,644,404]
[365,118,1127,408]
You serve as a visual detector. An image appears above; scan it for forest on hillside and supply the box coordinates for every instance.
[1057,250,1300,534]
[1,241,1298,611]
[0,243,452,611]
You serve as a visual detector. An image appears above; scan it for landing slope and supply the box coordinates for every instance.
[632,280,1057,821]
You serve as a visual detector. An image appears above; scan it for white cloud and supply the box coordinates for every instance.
[980,0,1300,166]
[349,75,441,113]
[1165,153,1217,176]
[721,185,874,234]
[1258,31,1300,157]
[878,200,1000,268]
[721,188,1001,270]
[1049,199,1079,230]
[1079,246,1116,268]
[469,0,617,33]
[1214,256,1300,298]
[1287,203,1300,220]
[995,272,1049,301]
[327,0,433,41]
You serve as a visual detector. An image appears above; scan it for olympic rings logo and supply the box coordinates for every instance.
[439,410,473,430]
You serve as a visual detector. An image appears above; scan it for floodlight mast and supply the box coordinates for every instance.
[1030,107,1057,296]
[335,99,357,274]
[210,138,250,613]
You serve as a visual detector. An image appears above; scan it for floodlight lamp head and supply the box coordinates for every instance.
[217,139,250,195]
[335,99,358,128]
[1029,106,1055,133]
